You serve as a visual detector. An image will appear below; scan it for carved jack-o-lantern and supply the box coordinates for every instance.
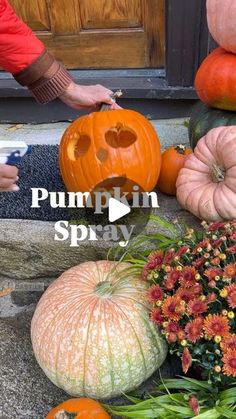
[59,109,161,196]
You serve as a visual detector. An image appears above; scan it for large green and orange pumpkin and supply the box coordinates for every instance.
[207,0,236,53]
[31,261,167,399]
[195,48,236,111]
[189,101,236,149]
[59,109,161,195]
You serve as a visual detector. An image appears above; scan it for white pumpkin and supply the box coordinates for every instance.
[31,261,167,399]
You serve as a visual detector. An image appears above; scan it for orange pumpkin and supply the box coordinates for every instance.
[46,398,110,419]
[157,145,192,195]
[195,48,236,111]
[176,126,236,221]
[207,0,236,53]
[59,109,161,196]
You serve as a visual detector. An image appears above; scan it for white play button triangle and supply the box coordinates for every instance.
[108,198,131,222]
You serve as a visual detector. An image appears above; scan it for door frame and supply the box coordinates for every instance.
[0,0,215,123]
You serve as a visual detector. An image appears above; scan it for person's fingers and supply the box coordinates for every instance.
[0,183,19,192]
[0,177,18,189]
[0,164,18,179]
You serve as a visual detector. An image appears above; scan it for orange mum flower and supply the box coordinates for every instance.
[225,284,236,309]
[204,314,230,339]
[147,285,164,303]
[182,347,192,374]
[162,296,182,321]
[166,321,181,334]
[224,263,236,278]
[222,349,236,377]
[204,267,222,280]
[185,318,203,343]
[221,334,236,352]
[188,299,208,317]
[179,267,197,287]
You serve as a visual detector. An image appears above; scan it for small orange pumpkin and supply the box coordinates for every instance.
[157,145,192,195]
[59,109,161,196]
[195,48,236,111]
[46,398,110,419]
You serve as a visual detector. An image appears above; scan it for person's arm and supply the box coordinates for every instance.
[0,0,118,109]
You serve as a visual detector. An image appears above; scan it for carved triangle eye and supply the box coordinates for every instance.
[105,125,137,148]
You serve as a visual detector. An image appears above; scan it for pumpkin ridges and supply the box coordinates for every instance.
[207,0,236,53]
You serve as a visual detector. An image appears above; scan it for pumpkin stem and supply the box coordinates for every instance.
[211,164,226,182]
[94,281,115,297]
[175,144,187,155]
[100,90,123,112]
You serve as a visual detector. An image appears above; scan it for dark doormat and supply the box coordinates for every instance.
[0,145,87,221]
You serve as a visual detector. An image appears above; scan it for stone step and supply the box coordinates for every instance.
[0,118,190,148]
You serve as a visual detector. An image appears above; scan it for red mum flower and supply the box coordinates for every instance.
[182,347,192,374]
[147,285,164,303]
[163,249,175,264]
[168,269,182,284]
[224,263,236,278]
[185,318,203,343]
[208,222,226,231]
[188,299,208,317]
[227,245,236,254]
[230,233,236,241]
[192,239,210,254]
[206,292,217,303]
[204,267,222,280]
[176,287,193,303]
[166,321,181,334]
[147,250,164,270]
[162,296,182,321]
[222,349,236,377]
[225,284,236,309]
[175,245,190,257]
[221,334,236,352]
[179,267,197,287]
[204,314,230,339]
[141,267,150,280]
[150,308,164,325]
[193,257,205,268]
[189,395,200,416]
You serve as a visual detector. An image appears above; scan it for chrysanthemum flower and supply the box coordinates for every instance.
[168,268,182,283]
[204,267,222,280]
[224,264,236,279]
[166,321,181,334]
[176,287,193,303]
[179,267,197,287]
[221,334,236,352]
[206,292,217,303]
[150,308,164,325]
[147,284,164,303]
[222,349,236,377]
[189,395,200,416]
[208,222,226,232]
[187,299,208,317]
[193,257,205,268]
[227,245,236,254]
[163,249,175,264]
[204,314,229,339]
[182,347,192,374]
[185,318,203,343]
[225,284,236,309]
[162,296,182,321]
[147,250,164,270]
[175,245,190,257]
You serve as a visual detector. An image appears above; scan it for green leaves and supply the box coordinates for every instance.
[105,378,236,419]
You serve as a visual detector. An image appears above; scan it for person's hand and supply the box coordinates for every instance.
[59,82,122,111]
[0,164,19,192]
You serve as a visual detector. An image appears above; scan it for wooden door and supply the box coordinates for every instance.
[9,0,165,69]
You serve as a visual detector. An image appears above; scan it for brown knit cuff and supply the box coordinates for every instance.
[14,49,73,104]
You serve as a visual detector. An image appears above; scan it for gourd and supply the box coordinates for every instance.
[59,109,161,196]
[46,398,110,419]
[189,101,236,149]
[31,261,167,399]
[195,48,236,111]
[157,145,192,195]
[207,0,236,53]
[176,126,236,221]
